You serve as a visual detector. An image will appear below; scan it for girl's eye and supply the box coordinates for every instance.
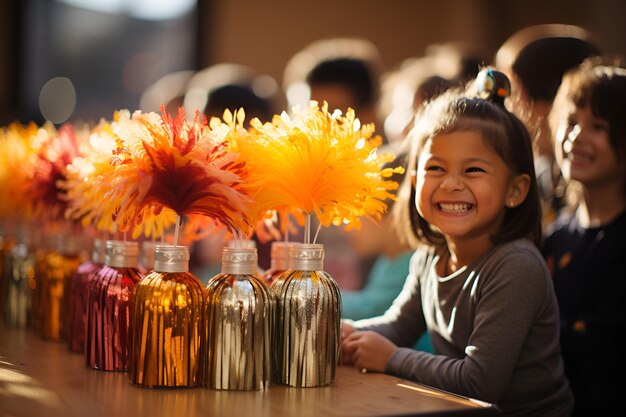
[466,167,485,173]
[425,165,443,172]
[592,120,610,132]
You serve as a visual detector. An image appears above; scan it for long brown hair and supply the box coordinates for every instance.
[394,89,542,251]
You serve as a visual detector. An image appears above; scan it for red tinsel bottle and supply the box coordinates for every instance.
[85,240,143,371]
[66,238,105,353]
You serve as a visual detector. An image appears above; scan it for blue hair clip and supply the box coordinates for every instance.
[476,68,511,106]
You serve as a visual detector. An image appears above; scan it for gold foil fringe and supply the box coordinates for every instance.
[130,271,204,387]
[39,250,84,340]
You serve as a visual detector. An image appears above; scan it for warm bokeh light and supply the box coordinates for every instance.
[38,77,76,124]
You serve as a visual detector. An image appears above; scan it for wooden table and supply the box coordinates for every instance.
[0,324,499,417]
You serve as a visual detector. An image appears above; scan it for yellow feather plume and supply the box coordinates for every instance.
[248,101,402,234]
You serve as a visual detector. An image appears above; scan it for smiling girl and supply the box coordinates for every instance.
[544,59,626,416]
[342,69,573,417]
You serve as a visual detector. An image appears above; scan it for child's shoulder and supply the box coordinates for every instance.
[485,239,549,277]
[408,244,438,274]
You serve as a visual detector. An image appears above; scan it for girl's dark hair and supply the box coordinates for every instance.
[395,84,542,250]
[550,58,626,198]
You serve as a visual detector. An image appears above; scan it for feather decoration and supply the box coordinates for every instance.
[108,107,253,244]
[209,108,282,241]
[0,123,39,222]
[25,122,83,223]
[248,101,403,234]
[61,115,176,239]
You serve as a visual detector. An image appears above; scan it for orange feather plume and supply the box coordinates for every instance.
[247,101,402,235]
[0,122,39,223]
[107,107,253,243]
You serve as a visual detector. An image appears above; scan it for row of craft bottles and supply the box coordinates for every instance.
[1,232,342,390]
[1,229,87,336]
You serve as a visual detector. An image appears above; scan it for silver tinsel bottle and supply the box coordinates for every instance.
[270,243,342,387]
[203,246,271,390]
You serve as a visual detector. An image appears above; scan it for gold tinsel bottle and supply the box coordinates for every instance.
[85,240,143,371]
[203,246,271,390]
[270,243,342,387]
[40,233,86,341]
[130,245,204,388]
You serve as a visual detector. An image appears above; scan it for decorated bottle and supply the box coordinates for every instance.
[4,227,34,328]
[0,225,17,321]
[270,243,342,387]
[130,245,204,387]
[261,241,289,286]
[86,240,143,371]
[66,238,105,353]
[203,246,271,390]
[40,233,86,341]
[139,240,157,272]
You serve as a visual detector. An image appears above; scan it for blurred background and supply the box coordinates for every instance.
[1,0,625,127]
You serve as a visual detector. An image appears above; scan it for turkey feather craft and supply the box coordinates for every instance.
[107,107,253,244]
[246,101,403,243]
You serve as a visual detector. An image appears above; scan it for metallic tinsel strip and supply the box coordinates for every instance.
[203,273,271,390]
[271,269,342,387]
[0,236,16,320]
[67,261,102,353]
[4,243,36,328]
[130,271,204,387]
[85,266,143,371]
[39,251,84,341]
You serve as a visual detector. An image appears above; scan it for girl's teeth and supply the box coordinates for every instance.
[439,203,471,213]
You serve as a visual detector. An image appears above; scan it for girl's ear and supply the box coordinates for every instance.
[506,173,531,208]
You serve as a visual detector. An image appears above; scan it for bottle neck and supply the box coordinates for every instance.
[221,247,257,275]
[105,240,139,268]
[153,245,189,273]
[289,243,324,271]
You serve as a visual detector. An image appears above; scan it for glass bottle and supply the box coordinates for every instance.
[40,233,86,341]
[130,245,204,387]
[4,227,34,328]
[86,240,143,371]
[261,241,289,286]
[67,238,105,353]
[203,246,271,390]
[270,243,342,387]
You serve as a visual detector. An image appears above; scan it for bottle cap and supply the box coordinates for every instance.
[289,243,324,271]
[105,240,139,268]
[141,241,158,270]
[57,234,84,256]
[270,241,290,271]
[154,245,189,273]
[91,238,105,264]
[221,247,257,275]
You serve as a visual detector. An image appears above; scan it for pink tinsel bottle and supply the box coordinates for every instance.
[66,238,105,353]
[85,240,143,371]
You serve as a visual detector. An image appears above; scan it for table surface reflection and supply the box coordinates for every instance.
[0,324,499,417]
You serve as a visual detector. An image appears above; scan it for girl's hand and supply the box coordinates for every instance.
[341,320,355,339]
[341,330,397,372]
[341,321,356,365]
